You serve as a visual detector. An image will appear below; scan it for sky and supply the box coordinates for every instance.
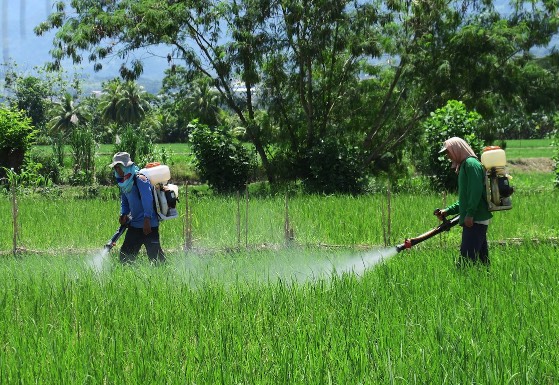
[1,0,557,93]
[0,0,170,92]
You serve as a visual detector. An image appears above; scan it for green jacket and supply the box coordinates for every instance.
[445,157,492,225]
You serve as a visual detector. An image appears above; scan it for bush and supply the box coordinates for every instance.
[70,127,97,186]
[417,100,484,191]
[29,151,61,185]
[0,107,37,178]
[113,124,154,167]
[303,137,366,195]
[189,121,253,194]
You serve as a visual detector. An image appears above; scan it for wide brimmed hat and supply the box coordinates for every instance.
[109,152,134,168]
[438,143,448,153]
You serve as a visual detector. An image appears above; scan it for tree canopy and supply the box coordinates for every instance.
[34,0,559,188]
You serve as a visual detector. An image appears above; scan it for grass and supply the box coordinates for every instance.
[1,138,556,383]
[0,243,558,384]
[504,139,555,159]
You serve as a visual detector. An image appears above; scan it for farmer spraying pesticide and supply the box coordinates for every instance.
[435,137,493,267]
[109,152,166,264]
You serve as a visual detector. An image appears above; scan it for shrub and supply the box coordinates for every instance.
[70,127,97,185]
[113,124,154,167]
[417,100,484,191]
[189,121,253,194]
[0,107,37,178]
[303,137,366,195]
[29,151,61,185]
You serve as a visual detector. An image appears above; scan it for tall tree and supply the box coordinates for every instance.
[99,79,150,125]
[35,0,559,184]
[35,0,275,180]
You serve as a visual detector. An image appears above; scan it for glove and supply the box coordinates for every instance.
[119,215,129,225]
[433,208,446,221]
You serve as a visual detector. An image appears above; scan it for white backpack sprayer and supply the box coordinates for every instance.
[104,162,179,250]
[395,145,514,253]
[138,162,179,221]
[480,146,514,211]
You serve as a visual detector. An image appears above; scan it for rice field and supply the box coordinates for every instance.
[0,243,557,384]
[1,139,558,384]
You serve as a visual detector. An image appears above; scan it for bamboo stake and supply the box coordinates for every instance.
[284,189,293,244]
[245,187,249,248]
[381,193,387,247]
[11,175,18,256]
[184,182,192,251]
[236,191,241,250]
[440,191,447,247]
[387,183,392,246]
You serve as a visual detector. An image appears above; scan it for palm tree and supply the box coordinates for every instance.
[186,80,221,126]
[48,92,88,165]
[48,92,88,135]
[99,79,121,123]
[115,81,150,124]
[100,79,151,126]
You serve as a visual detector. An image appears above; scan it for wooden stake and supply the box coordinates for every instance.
[387,183,392,246]
[381,194,387,247]
[11,175,18,256]
[236,191,241,250]
[284,189,293,244]
[245,187,249,248]
[184,182,192,251]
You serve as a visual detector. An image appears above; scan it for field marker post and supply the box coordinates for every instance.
[381,183,391,247]
[236,191,241,250]
[8,169,19,256]
[387,183,392,246]
[245,187,249,248]
[184,182,192,252]
[440,191,447,247]
[284,189,294,245]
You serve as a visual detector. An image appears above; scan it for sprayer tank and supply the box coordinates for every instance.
[139,165,170,185]
[481,146,506,169]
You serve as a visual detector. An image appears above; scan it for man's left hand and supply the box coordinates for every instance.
[464,216,474,228]
[143,217,152,235]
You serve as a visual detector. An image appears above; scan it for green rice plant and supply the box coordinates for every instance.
[1,187,557,253]
[0,243,558,384]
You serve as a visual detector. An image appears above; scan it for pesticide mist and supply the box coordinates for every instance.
[88,248,112,273]
[171,246,399,286]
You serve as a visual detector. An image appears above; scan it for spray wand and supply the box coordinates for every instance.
[104,216,131,251]
[395,212,459,253]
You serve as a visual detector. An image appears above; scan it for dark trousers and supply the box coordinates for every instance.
[459,223,489,265]
[119,226,166,264]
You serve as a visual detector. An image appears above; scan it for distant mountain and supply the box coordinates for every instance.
[1,0,171,94]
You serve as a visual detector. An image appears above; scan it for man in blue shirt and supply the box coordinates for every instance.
[109,152,166,264]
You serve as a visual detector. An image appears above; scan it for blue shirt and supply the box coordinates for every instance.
[120,174,159,228]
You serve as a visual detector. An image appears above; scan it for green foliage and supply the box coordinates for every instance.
[29,151,62,185]
[99,79,151,126]
[112,125,154,168]
[304,137,366,195]
[553,113,559,188]
[0,107,38,178]
[34,0,559,186]
[1,161,53,190]
[417,100,484,191]
[69,127,97,186]
[189,121,253,194]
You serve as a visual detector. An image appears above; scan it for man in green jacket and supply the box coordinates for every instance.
[435,137,492,266]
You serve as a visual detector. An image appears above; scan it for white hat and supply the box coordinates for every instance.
[109,152,134,168]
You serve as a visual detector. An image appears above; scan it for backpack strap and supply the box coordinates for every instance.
[133,172,160,219]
